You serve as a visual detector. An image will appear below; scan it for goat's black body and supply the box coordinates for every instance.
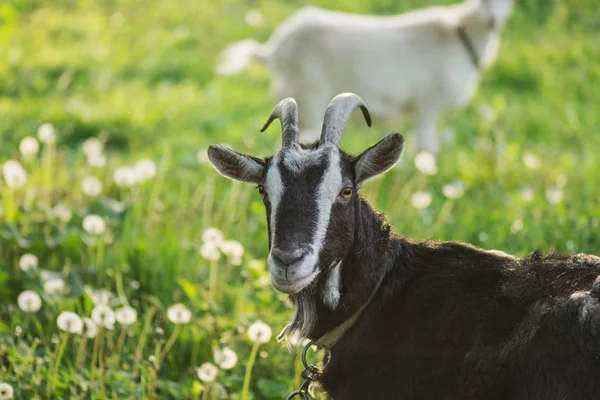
[314,198,600,399]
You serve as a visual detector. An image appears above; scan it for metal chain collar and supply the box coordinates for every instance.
[285,341,320,399]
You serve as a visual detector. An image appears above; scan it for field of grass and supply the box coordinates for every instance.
[0,0,599,398]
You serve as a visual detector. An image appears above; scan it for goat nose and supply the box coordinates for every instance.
[272,248,305,266]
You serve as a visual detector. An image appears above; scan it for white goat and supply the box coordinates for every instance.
[217,0,513,154]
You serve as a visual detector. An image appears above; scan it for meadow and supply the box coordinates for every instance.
[0,0,599,398]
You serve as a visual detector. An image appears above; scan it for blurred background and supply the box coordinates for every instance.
[0,0,598,398]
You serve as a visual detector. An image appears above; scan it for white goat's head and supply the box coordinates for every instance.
[208,93,404,295]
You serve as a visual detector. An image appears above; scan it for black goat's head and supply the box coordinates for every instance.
[208,93,404,295]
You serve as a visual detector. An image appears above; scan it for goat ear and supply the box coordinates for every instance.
[207,145,265,184]
[353,133,405,185]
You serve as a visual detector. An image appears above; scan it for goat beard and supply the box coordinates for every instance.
[287,281,318,341]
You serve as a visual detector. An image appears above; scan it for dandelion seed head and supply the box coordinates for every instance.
[167,303,192,324]
[196,362,218,383]
[258,276,270,287]
[19,136,39,159]
[57,311,84,334]
[83,215,106,235]
[442,180,465,199]
[522,152,540,170]
[43,278,65,294]
[83,318,98,338]
[245,10,264,27]
[414,152,437,175]
[19,253,39,272]
[220,240,243,265]
[411,191,432,210]
[91,305,116,327]
[82,138,103,156]
[546,187,563,205]
[87,152,107,167]
[37,123,56,144]
[520,188,535,203]
[214,346,237,370]
[0,382,14,400]
[201,242,221,261]
[52,203,72,222]
[113,166,138,187]
[85,287,114,306]
[134,159,157,182]
[511,219,524,233]
[17,290,42,312]
[202,228,224,246]
[247,321,272,344]
[82,176,103,197]
[2,160,27,188]
[115,306,138,325]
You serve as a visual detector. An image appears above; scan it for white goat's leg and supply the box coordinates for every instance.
[415,107,441,155]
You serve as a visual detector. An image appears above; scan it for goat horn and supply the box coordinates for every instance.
[320,93,372,147]
[260,98,300,148]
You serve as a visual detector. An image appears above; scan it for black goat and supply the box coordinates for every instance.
[208,93,600,399]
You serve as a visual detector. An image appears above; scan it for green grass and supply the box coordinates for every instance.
[1,0,599,398]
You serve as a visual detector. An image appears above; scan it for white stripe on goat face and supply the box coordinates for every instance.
[265,145,342,294]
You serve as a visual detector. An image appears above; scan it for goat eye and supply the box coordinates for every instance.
[257,185,267,197]
[339,187,353,199]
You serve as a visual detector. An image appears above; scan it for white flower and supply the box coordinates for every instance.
[167,303,192,324]
[52,204,72,222]
[83,318,98,338]
[520,188,535,203]
[478,232,488,242]
[247,321,272,344]
[522,152,540,170]
[442,181,465,199]
[414,152,437,175]
[57,311,83,334]
[197,148,210,165]
[83,215,106,235]
[411,191,432,210]
[88,152,107,167]
[83,138,103,156]
[134,159,157,182]
[82,176,103,197]
[202,228,224,246]
[43,278,65,294]
[91,305,116,328]
[19,136,39,159]
[546,187,563,205]
[115,306,138,325]
[196,362,218,382]
[19,254,38,272]
[201,242,220,261]
[214,346,238,370]
[511,219,524,233]
[85,287,114,305]
[0,382,14,400]
[37,123,56,144]
[2,160,27,188]
[245,10,264,27]
[17,290,42,312]
[113,166,138,187]
[220,240,244,265]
